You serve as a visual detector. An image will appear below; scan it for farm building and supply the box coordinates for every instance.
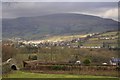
[110,57,120,66]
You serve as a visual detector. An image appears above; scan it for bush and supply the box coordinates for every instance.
[116,66,120,71]
[83,59,91,66]
[51,65,66,70]
[90,49,93,51]
[28,54,37,60]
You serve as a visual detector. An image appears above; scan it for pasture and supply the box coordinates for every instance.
[3,71,118,79]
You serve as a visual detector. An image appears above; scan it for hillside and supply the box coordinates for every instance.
[2,13,118,40]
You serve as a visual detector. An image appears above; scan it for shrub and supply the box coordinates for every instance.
[83,59,91,66]
[90,49,93,51]
[116,66,120,71]
[28,54,37,60]
[51,65,66,70]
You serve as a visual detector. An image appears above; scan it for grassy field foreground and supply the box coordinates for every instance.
[3,71,118,79]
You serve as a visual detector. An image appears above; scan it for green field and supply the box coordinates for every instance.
[42,34,87,42]
[3,71,118,79]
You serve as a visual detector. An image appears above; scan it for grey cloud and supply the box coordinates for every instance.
[1,0,119,2]
[2,2,118,19]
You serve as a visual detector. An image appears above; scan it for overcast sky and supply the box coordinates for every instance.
[2,2,118,20]
[1,0,120,2]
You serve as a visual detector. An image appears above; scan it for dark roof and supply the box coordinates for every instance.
[111,58,120,63]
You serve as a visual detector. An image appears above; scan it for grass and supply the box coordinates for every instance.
[98,32,117,36]
[42,34,88,42]
[3,71,118,78]
[40,31,118,42]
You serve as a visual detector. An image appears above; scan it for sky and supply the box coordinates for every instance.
[1,2,119,21]
[1,0,120,2]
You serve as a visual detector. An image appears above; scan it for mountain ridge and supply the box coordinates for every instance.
[2,13,118,40]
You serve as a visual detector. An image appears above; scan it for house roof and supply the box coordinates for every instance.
[111,58,120,63]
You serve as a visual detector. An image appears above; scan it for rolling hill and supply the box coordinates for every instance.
[2,13,118,40]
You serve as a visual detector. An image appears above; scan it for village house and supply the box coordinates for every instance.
[109,57,120,66]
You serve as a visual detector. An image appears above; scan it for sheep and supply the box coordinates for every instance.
[75,61,81,65]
